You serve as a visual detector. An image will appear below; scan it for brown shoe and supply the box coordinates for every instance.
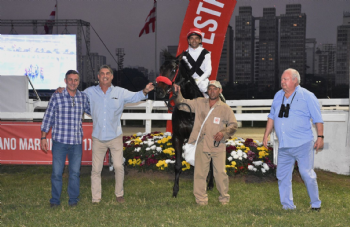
[196,201,208,206]
[116,196,125,203]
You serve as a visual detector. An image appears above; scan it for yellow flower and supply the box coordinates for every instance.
[225,161,237,169]
[182,161,191,171]
[257,146,268,151]
[123,147,125,151]
[156,160,168,170]
[128,158,142,166]
[156,160,164,167]
[258,150,269,159]
[163,149,175,156]
[161,138,168,143]
[157,140,161,144]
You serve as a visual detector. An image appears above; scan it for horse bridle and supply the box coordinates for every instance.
[155,59,194,120]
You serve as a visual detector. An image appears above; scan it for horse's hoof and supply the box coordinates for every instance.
[207,185,214,191]
[172,192,178,198]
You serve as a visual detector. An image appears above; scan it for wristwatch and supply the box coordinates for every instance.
[317,135,324,139]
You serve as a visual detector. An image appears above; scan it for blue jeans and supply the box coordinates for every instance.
[50,140,82,205]
[277,140,321,210]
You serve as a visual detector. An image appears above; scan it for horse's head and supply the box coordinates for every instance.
[155,51,183,99]
[155,50,203,100]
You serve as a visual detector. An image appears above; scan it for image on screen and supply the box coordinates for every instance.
[0,35,77,89]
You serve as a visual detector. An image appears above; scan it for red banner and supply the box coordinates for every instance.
[0,122,109,165]
[166,0,237,132]
[177,0,237,80]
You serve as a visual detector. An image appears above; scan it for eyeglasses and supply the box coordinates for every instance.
[278,92,296,118]
[71,97,75,107]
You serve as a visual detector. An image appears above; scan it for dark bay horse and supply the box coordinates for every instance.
[156,51,214,198]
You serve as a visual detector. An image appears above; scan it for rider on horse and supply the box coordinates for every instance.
[183,28,225,102]
[183,28,212,98]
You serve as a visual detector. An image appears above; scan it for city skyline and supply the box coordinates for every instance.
[1,0,349,73]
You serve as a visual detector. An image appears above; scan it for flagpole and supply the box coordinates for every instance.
[56,0,58,34]
[154,0,157,80]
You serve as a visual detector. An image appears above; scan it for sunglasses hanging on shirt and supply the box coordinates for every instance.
[278,92,296,118]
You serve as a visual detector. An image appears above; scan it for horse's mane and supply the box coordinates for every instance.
[162,49,176,61]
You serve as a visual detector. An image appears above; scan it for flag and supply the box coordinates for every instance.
[44,4,56,34]
[139,0,156,37]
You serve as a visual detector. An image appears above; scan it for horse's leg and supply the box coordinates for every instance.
[172,135,183,198]
[207,159,214,190]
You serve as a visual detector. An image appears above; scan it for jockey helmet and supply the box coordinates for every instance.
[187,28,202,39]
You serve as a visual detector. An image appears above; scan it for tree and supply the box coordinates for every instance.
[112,68,149,92]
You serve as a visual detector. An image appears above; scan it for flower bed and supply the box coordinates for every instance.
[123,132,276,176]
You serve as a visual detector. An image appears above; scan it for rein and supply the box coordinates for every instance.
[171,67,180,83]
[155,60,194,119]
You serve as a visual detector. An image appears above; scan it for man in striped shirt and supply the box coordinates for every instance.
[41,70,91,208]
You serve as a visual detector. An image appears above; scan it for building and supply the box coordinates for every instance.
[234,6,255,85]
[315,44,336,75]
[305,38,317,74]
[82,52,106,85]
[279,4,307,84]
[217,25,233,86]
[335,12,350,85]
[254,38,260,87]
[257,7,279,90]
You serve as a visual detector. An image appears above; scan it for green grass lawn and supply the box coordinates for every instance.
[1,165,349,227]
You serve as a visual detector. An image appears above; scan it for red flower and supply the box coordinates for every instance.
[226,145,236,153]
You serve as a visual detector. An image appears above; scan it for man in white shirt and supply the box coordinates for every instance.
[183,28,212,98]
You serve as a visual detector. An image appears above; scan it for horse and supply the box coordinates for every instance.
[155,51,214,198]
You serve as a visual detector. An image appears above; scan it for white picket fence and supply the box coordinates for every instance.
[0,98,348,133]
